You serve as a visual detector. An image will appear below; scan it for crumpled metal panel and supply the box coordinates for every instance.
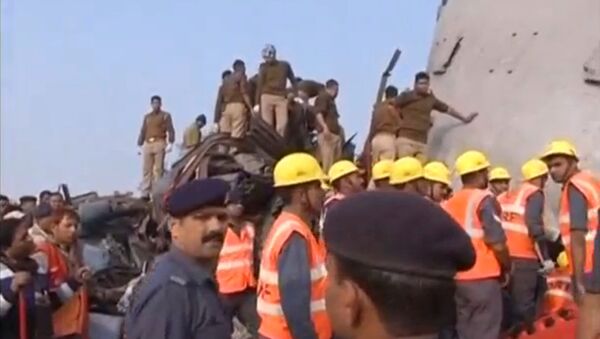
[427,0,600,221]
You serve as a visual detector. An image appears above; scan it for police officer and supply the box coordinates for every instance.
[323,191,476,339]
[124,178,232,339]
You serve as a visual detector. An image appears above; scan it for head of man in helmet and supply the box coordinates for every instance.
[541,141,579,184]
[488,167,511,196]
[262,44,277,64]
[329,161,364,196]
[390,157,429,196]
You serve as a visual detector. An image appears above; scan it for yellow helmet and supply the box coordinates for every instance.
[454,150,490,176]
[489,167,511,181]
[423,161,451,186]
[328,160,359,183]
[541,140,578,160]
[556,251,569,269]
[390,157,424,185]
[371,160,394,181]
[273,153,326,187]
[521,159,549,181]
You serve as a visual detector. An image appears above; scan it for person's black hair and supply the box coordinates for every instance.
[384,85,398,99]
[325,79,339,88]
[196,114,206,124]
[460,169,485,186]
[233,59,245,69]
[19,196,37,203]
[414,71,430,83]
[151,95,162,103]
[0,218,23,250]
[0,195,8,202]
[222,70,233,80]
[335,254,455,336]
[295,77,303,83]
[39,190,51,200]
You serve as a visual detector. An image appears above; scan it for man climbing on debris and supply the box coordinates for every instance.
[214,70,233,126]
[540,140,600,338]
[370,85,402,162]
[182,114,206,151]
[257,153,331,339]
[315,79,343,172]
[255,44,297,138]
[137,95,175,200]
[296,77,324,103]
[219,59,253,140]
[395,72,478,162]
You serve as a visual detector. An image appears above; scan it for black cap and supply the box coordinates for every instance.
[166,178,229,218]
[323,191,476,279]
[34,203,53,219]
[20,195,37,203]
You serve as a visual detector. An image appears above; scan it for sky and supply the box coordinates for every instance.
[1,0,440,198]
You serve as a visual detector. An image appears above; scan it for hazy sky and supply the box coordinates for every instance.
[1,0,439,198]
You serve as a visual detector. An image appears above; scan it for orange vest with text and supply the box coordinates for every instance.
[257,212,331,339]
[559,171,599,274]
[443,188,501,280]
[497,184,539,260]
[543,270,575,314]
[216,224,256,294]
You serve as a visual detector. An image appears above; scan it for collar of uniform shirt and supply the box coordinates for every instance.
[168,246,216,285]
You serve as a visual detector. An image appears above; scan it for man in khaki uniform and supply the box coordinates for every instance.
[370,85,401,162]
[213,70,232,126]
[218,59,253,139]
[395,72,478,162]
[182,114,206,151]
[255,44,297,137]
[315,79,342,172]
[137,95,175,199]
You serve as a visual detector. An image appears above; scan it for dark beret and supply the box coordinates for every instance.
[166,178,229,218]
[323,191,476,279]
[34,203,53,219]
[20,195,37,203]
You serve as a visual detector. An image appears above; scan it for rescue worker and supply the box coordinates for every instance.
[539,140,600,338]
[214,70,233,124]
[0,217,52,339]
[314,79,343,172]
[216,188,259,336]
[255,44,297,137]
[319,160,364,232]
[389,156,428,196]
[137,95,175,199]
[257,153,331,339]
[19,196,37,215]
[394,72,478,162]
[370,85,401,162]
[497,159,554,330]
[323,191,476,339]
[125,178,232,339]
[182,114,206,151]
[489,166,512,197]
[443,150,511,339]
[423,161,452,203]
[371,159,394,190]
[218,59,253,140]
[36,207,91,338]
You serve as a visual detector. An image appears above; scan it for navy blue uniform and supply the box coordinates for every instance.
[124,248,232,339]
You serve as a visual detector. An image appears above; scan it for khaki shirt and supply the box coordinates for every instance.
[137,111,175,146]
[372,99,402,136]
[314,91,341,135]
[256,60,296,102]
[395,90,449,143]
[182,123,201,149]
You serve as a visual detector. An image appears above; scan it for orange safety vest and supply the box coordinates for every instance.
[543,270,575,314]
[559,171,599,274]
[443,188,501,280]
[497,183,539,260]
[37,241,89,338]
[216,224,256,294]
[319,193,345,231]
[257,211,332,339]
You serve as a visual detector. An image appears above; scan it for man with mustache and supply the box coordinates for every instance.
[125,178,232,339]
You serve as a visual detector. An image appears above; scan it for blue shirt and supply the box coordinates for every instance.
[124,247,232,339]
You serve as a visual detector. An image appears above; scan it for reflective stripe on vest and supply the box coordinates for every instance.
[257,212,332,339]
[216,225,256,294]
[544,272,574,313]
[558,171,600,274]
[319,193,345,232]
[443,189,501,280]
[498,183,539,259]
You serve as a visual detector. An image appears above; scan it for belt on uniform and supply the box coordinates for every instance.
[146,137,165,143]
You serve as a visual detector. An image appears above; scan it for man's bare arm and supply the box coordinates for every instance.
[571,231,587,302]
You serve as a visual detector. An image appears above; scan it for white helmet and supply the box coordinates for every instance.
[262,44,276,59]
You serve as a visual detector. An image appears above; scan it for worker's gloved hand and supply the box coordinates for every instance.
[538,260,555,275]
[165,143,173,153]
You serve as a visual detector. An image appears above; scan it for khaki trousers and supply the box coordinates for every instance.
[317,132,342,172]
[371,132,397,162]
[578,294,600,339]
[220,102,248,139]
[396,136,427,162]
[141,139,166,196]
[260,94,288,137]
